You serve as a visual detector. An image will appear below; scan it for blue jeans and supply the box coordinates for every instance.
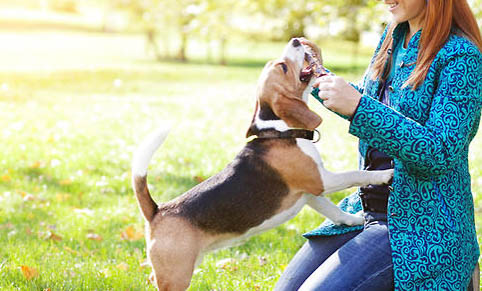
[275,212,394,291]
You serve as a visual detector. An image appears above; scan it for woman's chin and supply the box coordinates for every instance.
[391,15,407,24]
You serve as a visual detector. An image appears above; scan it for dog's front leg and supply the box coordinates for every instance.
[320,169,393,195]
[306,195,364,226]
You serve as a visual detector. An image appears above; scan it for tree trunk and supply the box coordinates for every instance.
[219,36,226,66]
[145,28,162,61]
[178,32,187,62]
[206,35,212,63]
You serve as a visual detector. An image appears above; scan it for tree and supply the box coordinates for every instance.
[246,0,324,40]
[110,0,203,62]
[194,0,241,64]
[163,0,203,61]
[320,0,384,63]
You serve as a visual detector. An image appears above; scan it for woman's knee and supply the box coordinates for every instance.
[274,239,331,291]
[275,232,361,291]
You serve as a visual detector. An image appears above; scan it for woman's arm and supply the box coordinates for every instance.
[349,50,482,177]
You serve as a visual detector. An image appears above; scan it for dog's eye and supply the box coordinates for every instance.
[279,63,288,74]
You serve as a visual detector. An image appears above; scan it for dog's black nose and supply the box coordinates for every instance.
[292,38,301,47]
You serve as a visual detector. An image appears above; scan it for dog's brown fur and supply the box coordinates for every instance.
[133,39,327,290]
[133,38,481,291]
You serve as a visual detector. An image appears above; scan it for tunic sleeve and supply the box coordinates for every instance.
[348,47,482,177]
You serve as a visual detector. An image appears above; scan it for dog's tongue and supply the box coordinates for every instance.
[300,67,313,78]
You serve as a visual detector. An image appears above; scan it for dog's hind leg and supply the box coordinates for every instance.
[150,241,199,291]
[148,218,204,291]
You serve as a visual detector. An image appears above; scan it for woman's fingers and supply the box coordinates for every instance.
[312,74,362,116]
[313,75,333,88]
[314,77,335,102]
[317,86,332,101]
[317,82,331,92]
[315,78,334,91]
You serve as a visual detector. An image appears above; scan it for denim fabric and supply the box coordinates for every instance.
[275,213,393,291]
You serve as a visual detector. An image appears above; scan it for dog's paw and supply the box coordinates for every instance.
[370,169,394,185]
[332,212,365,226]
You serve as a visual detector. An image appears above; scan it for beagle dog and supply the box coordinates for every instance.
[131,38,393,290]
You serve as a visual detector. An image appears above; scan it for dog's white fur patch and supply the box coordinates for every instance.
[254,113,291,132]
[132,126,171,177]
[282,40,306,66]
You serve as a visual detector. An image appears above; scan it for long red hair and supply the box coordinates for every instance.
[371,0,482,90]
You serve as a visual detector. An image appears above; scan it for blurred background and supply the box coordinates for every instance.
[0,0,478,70]
[0,0,481,289]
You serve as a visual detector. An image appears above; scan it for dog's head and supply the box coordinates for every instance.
[247,38,323,137]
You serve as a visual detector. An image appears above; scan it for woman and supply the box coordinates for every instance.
[275,0,481,290]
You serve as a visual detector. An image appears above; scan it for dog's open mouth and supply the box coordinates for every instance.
[300,42,331,82]
[300,52,315,82]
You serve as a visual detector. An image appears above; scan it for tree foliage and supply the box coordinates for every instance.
[50,0,481,63]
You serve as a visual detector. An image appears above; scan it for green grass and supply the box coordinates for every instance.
[0,33,481,290]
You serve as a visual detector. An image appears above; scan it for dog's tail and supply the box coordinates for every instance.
[132,126,171,222]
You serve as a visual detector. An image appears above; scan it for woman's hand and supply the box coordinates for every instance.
[313,75,362,118]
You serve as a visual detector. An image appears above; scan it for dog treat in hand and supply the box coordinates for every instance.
[302,43,333,78]
[301,40,341,116]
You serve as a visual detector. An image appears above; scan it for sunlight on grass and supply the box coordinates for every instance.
[0,30,481,290]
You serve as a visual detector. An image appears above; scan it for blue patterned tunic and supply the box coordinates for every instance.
[305,22,482,290]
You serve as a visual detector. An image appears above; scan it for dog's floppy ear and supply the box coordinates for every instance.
[271,94,322,130]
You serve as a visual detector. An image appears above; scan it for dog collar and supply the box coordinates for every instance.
[255,129,320,143]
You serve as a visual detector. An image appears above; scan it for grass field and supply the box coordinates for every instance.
[0,31,481,290]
